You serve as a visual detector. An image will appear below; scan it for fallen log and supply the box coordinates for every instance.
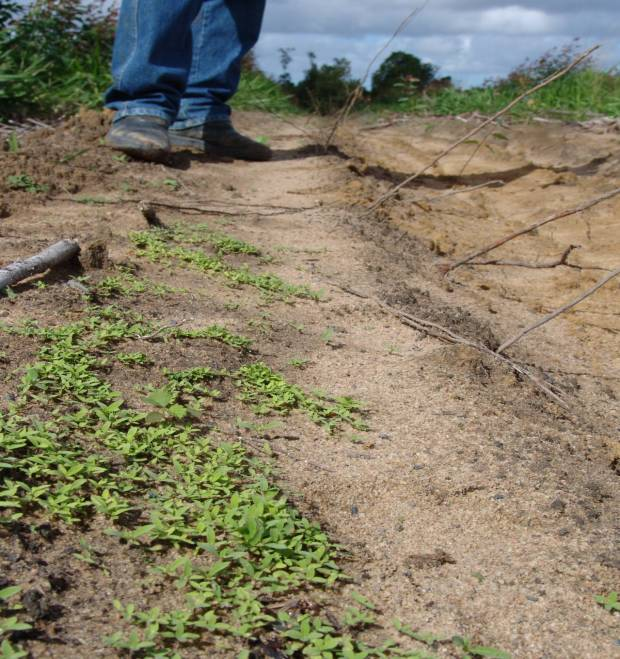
[0,239,80,293]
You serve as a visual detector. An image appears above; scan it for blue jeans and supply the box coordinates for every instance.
[104,0,266,128]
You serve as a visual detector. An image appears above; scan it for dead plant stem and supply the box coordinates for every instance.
[496,266,620,354]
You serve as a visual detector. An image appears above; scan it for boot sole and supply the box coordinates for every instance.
[106,142,170,163]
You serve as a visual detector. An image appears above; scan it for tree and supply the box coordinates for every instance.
[295,54,359,115]
[371,51,437,102]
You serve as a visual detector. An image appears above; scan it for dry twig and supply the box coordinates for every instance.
[55,196,320,217]
[444,186,620,273]
[136,319,189,341]
[365,45,600,214]
[378,301,568,407]
[423,180,504,203]
[469,244,578,269]
[496,266,620,354]
[324,5,425,148]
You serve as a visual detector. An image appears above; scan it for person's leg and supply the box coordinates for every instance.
[168,0,271,161]
[171,0,266,128]
[105,0,203,123]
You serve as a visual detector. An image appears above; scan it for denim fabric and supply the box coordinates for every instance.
[105,0,266,126]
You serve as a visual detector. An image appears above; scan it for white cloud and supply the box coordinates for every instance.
[254,1,620,87]
[477,6,555,33]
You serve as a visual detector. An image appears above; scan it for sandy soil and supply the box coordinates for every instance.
[0,110,618,658]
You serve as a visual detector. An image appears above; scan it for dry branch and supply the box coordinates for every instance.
[378,301,568,407]
[423,180,504,203]
[469,244,578,269]
[324,5,425,148]
[496,266,620,354]
[55,196,319,218]
[365,45,600,214]
[444,186,620,273]
[0,239,80,292]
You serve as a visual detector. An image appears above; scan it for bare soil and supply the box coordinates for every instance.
[0,110,618,658]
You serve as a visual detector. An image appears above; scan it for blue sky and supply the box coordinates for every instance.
[254,1,620,87]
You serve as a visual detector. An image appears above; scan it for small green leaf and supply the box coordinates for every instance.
[145,387,173,408]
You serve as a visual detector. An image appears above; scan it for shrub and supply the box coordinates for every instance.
[371,51,437,102]
[0,0,116,119]
[295,53,360,115]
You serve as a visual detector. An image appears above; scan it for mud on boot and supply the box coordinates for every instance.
[106,115,170,162]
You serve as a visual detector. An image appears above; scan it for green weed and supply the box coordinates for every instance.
[116,351,153,367]
[94,270,175,299]
[5,174,48,193]
[131,227,319,301]
[6,133,19,153]
[0,309,505,658]
[595,592,620,613]
[234,362,367,433]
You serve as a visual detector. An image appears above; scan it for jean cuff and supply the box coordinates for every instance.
[170,109,232,131]
[109,105,173,124]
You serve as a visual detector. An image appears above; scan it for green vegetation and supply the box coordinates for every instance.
[388,68,620,120]
[0,0,115,119]
[234,362,368,433]
[373,41,620,119]
[93,269,177,299]
[1,3,617,123]
[232,69,297,114]
[0,307,452,658]
[371,51,438,103]
[294,53,360,114]
[5,174,48,193]
[131,225,321,301]
[595,592,620,613]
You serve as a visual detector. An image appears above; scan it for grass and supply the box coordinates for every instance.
[232,70,298,114]
[376,70,620,120]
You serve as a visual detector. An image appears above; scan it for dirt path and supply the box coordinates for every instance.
[0,111,618,658]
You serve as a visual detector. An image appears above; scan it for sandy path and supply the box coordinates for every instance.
[0,111,618,658]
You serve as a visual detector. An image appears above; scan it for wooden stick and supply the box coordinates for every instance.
[496,266,620,354]
[0,240,80,292]
[444,186,620,273]
[365,45,600,214]
[324,5,425,148]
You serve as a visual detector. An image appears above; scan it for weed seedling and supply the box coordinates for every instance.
[6,174,48,194]
[7,133,20,153]
[595,592,620,613]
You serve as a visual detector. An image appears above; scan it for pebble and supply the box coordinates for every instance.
[379,432,391,440]
[493,494,505,500]
[413,464,424,470]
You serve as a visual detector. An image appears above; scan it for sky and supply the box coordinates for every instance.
[254,1,620,87]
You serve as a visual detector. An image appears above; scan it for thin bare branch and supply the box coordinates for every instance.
[324,5,425,148]
[422,180,504,203]
[365,45,600,214]
[444,186,620,273]
[378,301,569,407]
[469,244,578,269]
[496,266,620,354]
